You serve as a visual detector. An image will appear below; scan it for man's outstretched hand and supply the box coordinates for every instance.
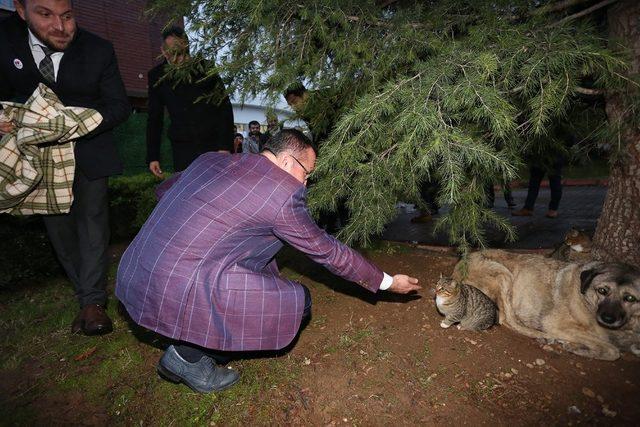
[388,274,421,294]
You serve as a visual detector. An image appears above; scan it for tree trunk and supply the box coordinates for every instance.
[592,0,640,267]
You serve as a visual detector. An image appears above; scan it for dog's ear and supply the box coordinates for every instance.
[580,266,602,294]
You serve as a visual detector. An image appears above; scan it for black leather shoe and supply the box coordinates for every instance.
[157,345,240,393]
[71,304,113,336]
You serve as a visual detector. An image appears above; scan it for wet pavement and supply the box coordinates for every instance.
[382,186,607,249]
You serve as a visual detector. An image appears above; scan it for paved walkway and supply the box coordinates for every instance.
[382,186,607,249]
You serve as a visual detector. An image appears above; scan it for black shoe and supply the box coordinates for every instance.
[157,345,239,393]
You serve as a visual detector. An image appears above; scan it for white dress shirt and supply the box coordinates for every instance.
[28,30,64,81]
[380,272,392,290]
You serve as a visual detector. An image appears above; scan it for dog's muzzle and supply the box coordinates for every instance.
[597,303,628,329]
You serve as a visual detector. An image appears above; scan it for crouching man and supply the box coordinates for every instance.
[116,129,420,392]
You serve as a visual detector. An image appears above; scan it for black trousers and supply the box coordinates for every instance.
[485,182,514,206]
[419,180,440,213]
[43,169,110,307]
[523,159,563,211]
[171,139,218,172]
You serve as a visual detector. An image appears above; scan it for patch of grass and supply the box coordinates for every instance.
[0,274,304,425]
[363,240,413,255]
[376,349,392,361]
[338,325,375,349]
[311,315,327,328]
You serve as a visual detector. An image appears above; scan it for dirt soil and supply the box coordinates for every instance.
[2,246,639,425]
[273,248,640,426]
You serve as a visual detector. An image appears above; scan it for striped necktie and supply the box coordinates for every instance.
[38,45,55,82]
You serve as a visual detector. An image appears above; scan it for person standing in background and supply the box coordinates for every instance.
[146,26,234,177]
[243,120,268,154]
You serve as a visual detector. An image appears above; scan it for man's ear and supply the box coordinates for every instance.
[14,0,27,20]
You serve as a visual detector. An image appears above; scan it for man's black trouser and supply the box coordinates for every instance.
[171,139,219,172]
[175,284,312,364]
[42,169,110,307]
[523,158,564,211]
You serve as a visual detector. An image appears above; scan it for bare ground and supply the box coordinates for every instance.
[1,245,638,426]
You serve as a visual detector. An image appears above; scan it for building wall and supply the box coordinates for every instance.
[73,0,175,107]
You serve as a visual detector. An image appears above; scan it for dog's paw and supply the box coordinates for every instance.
[440,321,452,329]
[456,325,461,330]
[631,344,640,357]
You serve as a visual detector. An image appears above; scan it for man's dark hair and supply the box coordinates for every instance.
[234,133,244,139]
[161,26,186,41]
[262,129,316,156]
[248,120,261,128]
[283,83,307,99]
[17,0,75,4]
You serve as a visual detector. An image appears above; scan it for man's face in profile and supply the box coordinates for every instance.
[285,94,305,111]
[162,35,189,65]
[16,0,77,51]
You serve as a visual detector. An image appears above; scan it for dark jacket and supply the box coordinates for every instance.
[146,61,234,164]
[0,14,131,180]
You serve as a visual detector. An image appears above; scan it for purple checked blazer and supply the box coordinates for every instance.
[116,153,383,351]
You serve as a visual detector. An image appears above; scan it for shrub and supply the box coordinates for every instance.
[108,174,161,241]
[0,174,161,287]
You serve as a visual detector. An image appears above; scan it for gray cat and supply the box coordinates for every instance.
[435,276,497,331]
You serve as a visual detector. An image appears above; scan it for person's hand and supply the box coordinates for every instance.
[149,161,164,178]
[0,120,14,135]
[388,274,421,294]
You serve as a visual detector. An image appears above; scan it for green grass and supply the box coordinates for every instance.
[563,158,610,179]
[0,270,303,425]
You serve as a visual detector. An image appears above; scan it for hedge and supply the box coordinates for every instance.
[0,173,162,288]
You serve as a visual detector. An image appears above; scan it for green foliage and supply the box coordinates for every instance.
[113,112,174,176]
[108,174,161,240]
[147,0,628,250]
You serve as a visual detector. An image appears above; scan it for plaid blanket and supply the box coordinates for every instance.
[0,83,102,215]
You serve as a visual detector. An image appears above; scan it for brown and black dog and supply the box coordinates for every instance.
[453,249,640,360]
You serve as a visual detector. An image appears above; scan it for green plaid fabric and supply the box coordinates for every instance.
[0,83,103,215]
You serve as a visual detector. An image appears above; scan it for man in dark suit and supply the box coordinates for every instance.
[116,129,420,393]
[146,26,234,178]
[0,0,131,335]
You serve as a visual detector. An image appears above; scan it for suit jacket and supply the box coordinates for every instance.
[0,14,130,180]
[146,61,234,164]
[116,153,383,351]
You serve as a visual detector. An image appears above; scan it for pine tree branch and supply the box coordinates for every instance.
[575,86,605,95]
[549,0,620,27]
[377,0,399,8]
[532,0,592,16]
